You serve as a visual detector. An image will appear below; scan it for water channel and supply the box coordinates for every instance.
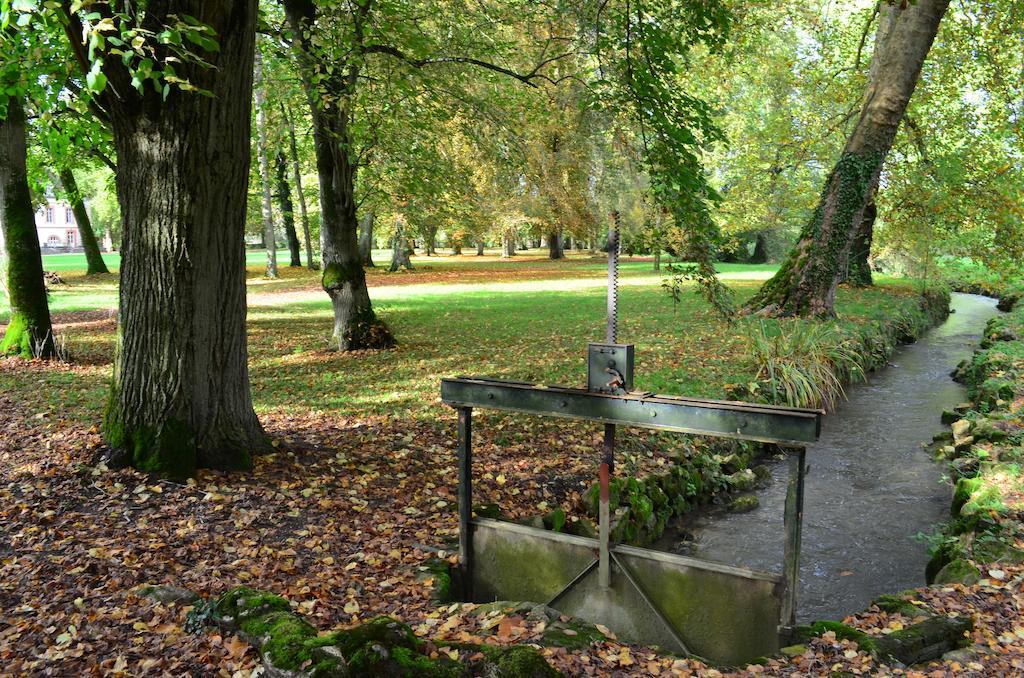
[658,293,1001,623]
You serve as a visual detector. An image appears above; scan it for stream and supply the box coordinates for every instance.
[658,293,1000,623]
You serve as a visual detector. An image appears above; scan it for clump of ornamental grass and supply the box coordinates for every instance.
[747,319,866,409]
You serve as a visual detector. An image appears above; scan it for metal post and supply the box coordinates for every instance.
[457,407,473,600]
[598,460,611,588]
[599,213,621,589]
[780,447,806,630]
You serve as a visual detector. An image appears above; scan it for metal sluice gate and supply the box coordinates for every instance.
[440,219,822,664]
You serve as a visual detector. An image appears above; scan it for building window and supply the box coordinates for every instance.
[47,235,60,247]
[66,230,77,247]
[65,207,74,223]
[45,207,53,223]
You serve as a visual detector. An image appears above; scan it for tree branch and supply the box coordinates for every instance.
[361,44,574,87]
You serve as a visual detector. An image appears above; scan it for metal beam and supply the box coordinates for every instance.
[442,377,822,446]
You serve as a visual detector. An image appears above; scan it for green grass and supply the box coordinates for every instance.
[0,256,931,437]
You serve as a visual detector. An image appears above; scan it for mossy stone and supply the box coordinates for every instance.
[259,613,318,671]
[541,620,608,650]
[952,477,983,516]
[474,503,503,519]
[215,586,291,622]
[491,645,560,677]
[872,615,973,665]
[872,594,930,618]
[728,495,759,513]
[794,621,876,653]
[933,559,981,586]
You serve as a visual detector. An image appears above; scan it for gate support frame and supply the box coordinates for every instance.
[779,446,807,636]
[447,378,820,654]
[457,407,473,600]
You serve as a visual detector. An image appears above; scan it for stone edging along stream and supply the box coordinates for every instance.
[927,284,1024,585]
[785,283,1024,667]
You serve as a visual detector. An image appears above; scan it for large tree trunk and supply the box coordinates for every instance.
[58,168,109,275]
[283,0,393,351]
[751,231,769,264]
[476,241,485,256]
[283,105,315,269]
[425,226,437,256]
[502,231,517,258]
[548,229,564,259]
[359,211,375,267]
[0,96,55,359]
[255,50,278,279]
[275,151,303,267]
[844,195,875,287]
[388,219,414,272]
[101,0,267,478]
[747,0,949,317]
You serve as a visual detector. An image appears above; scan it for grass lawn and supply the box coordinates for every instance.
[0,256,943,676]
[2,254,923,423]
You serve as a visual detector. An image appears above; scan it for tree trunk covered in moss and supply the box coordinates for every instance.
[0,96,55,359]
[58,168,108,275]
[101,0,268,478]
[282,105,315,269]
[283,0,393,351]
[359,211,375,267]
[747,0,949,317]
[274,151,302,267]
[845,196,875,287]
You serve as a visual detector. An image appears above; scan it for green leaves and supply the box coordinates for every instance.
[86,59,106,93]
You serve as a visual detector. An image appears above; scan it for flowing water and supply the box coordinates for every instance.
[658,293,1000,623]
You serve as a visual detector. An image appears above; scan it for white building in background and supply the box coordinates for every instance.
[36,198,82,251]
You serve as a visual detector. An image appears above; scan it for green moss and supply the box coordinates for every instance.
[491,645,560,677]
[421,557,453,603]
[795,621,876,653]
[347,642,460,677]
[952,477,983,516]
[102,395,200,480]
[321,261,360,291]
[328,616,420,658]
[872,594,929,618]
[541,620,608,650]
[215,586,291,622]
[259,614,318,671]
[872,615,972,664]
[0,312,33,358]
[728,495,759,512]
[933,559,981,586]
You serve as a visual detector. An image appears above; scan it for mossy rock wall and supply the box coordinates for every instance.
[206,586,561,677]
[926,289,1024,577]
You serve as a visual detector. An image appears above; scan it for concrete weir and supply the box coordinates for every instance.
[470,518,782,664]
